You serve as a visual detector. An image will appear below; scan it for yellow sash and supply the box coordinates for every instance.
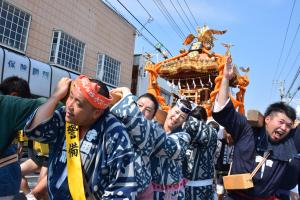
[66,122,86,200]
[18,130,25,142]
[33,141,49,156]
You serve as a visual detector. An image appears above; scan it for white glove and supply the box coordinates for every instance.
[26,192,37,200]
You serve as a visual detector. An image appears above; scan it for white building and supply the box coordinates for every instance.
[0,0,136,96]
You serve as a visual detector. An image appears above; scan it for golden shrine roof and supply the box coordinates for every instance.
[158,52,218,80]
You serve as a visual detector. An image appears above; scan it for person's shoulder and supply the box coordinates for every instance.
[153,120,163,128]
[0,95,33,105]
[252,126,261,134]
[170,128,191,140]
[0,94,9,103]
[102,113,132,142]
[0,94,18,101]
[291,126,300,152]
[106,112,122,122]
[36,97,48,103]
[104,113,127,130]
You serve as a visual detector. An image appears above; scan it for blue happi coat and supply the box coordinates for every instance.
[183,116,217,200]
[213,100,297,198]
[111,94,190,199]
[24,107,137,199]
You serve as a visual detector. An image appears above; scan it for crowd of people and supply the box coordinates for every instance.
[0,55,299,200]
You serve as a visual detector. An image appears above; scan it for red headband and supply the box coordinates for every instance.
[74,75,112,109]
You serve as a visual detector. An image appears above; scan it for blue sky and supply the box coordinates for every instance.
[107,0,300,114]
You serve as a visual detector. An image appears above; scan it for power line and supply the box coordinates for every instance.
[183,0,198,27]
[285,64,300,97]
[157,0,186,38]
[116,0,173,57]
[279,23,300,80]
[136,0,152,19]
[269,0,296,102]
[175,0,195,31]
[273,0,296,81]
[286,48,300,81]
[103,0,126,18]
[136,0,154,35]
[288,84,300,104]
[137,30,156,48]
[152,0,185,40]
[104,0,156,49]
[283,22,300,81]
[152,0,182,39]
[169,0,193,34]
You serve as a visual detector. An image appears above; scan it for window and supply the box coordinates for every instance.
[49,30,85,73]
[96,53,120,87]
[0,0,31,52]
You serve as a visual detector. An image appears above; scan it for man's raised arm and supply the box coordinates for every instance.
[28,77,71,129]
[216,56,233,107]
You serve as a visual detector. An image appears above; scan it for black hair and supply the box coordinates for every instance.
[138,93,159,116]
[178,99,192,110]
[90,79,109,98]
[207,121,220,132]
[264,102,296,122]
[0,76,31,98]
[191,106,208,121]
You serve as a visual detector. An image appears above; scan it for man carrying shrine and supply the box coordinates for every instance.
[24,75,137,199]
